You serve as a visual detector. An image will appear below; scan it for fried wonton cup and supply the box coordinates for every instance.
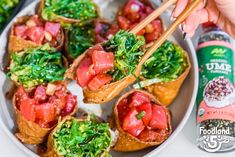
[13,93,77,145]
[65,45,136,104]
[143,50,191,106]
[64,19,115,63]
[39,0,100,24]
[7,46,68,91]
[8,15,64,53]
[112,90,172,152]
[45,116,111,157]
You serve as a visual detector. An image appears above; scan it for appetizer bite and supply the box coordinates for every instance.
[14,84,77,144]
[65,19,118,61]
[40,0,99,24]
[46,116,112,157]
[8,15,63,52]
[7,45,67,90]
[117,0,163,43]
[66,30,145,103]
[94,19,119,43]
[113,90,171,151]
[135,41,191,106]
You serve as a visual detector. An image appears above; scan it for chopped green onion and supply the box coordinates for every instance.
[136,111,146,120]
[133,78,162,89]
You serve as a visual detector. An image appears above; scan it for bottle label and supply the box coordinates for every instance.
[196,40,235,123]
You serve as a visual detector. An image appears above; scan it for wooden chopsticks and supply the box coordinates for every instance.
[133,0,203,75]
[130,0,177,34]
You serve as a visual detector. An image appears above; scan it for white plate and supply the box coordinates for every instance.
[0,0,198,156]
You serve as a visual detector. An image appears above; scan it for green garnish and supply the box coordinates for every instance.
[103,30,145,82]
[0,0,19,30]
[142,40,188,82]
[136,111,146,120]
[7,44,66,89]
[42,0,98,23]
[53,118,111,157]
[67,24,95,59]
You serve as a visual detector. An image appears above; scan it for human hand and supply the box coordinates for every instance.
[172,0,235,38]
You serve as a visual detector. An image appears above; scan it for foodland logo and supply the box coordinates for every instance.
[199,127,230,152]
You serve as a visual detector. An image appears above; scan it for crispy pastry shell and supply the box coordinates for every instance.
[44,116,110,157]
[65,45,137,104]
[144,50,191,106]
[8,15,64,53]
[112,90,172,151]
[38,0,100,24]
[13,93,77,145]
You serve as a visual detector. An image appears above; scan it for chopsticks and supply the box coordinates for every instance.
[130,0,177,34]
[133,0,203,75]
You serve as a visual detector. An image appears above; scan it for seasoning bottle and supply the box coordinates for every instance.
[196,22,235,153]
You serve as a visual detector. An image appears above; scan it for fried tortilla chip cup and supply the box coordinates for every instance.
[65,45,137,104]
[112,90,172,151]
[45,116,112,157]
[13,89,77,145]
[144,50,191,106]
[39,0,100,24]
[8,15,64,53]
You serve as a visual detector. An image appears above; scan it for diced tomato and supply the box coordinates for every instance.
[35,102,55,123]
[117,98,130,122]
[145,23,155,33]
[87,44,104,56]
[145,30,160,43]
[144,6,154,14]
[123,0,144,16]
[105,25,119,39]
[49,96,64,115]
[144,20,163,43]
[26,26,45,44]
[152,20,163,32]
[123,108,145,137]
[20,97,36,122]
[129,23,145,36]
[138,129,165,142]
[34,85,47,103]
[117,16,130,30]
[129,92,150,107]
[95,34,106,43]
[127,13,140,23]
[149,105,167,130]
[29,15,43,26]
[62,95,77,116]
[140,13,148,21]
[87,73,112,91]
[92,50,114,74]
[136,102,152,126]
[15,86,28,103]
[14,25,28,39]
[76,57,96,87]
[45,22,60,37]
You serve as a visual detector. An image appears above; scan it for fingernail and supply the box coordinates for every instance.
[182,24,186,32]
[183,32,188,40]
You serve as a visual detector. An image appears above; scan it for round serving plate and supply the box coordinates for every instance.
[0,0,198,156]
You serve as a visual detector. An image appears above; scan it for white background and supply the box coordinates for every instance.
[0,1,235,157]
